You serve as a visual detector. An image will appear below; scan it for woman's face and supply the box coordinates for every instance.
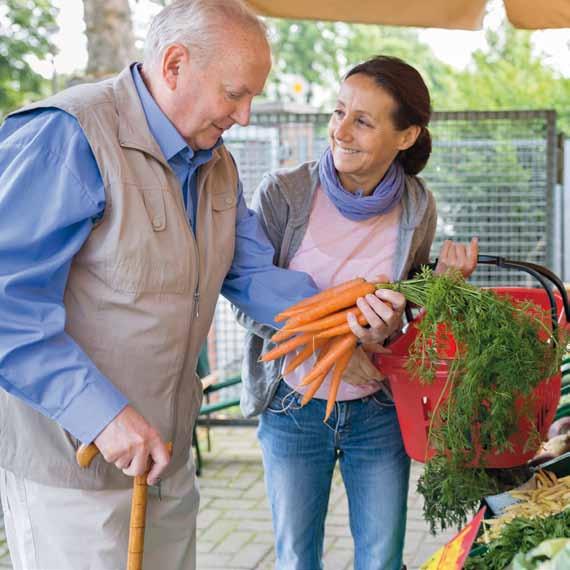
[328,73,419,194]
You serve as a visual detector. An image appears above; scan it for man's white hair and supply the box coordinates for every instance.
[144,0,268,70]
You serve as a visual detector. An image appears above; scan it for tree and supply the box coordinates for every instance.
[267,19,345,105]
[82,0,135,77]
[344,24,460,112]
[265,19,455,109]
[443,25,570,133]
[0,0,58,115]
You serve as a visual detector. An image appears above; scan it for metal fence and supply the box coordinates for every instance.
[207,109,560,374]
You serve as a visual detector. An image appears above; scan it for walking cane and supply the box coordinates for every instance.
[76,441,173,570]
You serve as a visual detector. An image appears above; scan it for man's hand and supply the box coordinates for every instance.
[435,237,478,278]
[94,405,170,485]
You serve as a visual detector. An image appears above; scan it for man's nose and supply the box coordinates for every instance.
[232,101,252,127]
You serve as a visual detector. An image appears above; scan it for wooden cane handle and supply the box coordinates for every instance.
[76,442,100,468]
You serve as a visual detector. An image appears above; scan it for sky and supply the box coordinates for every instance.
[36,0,570,78]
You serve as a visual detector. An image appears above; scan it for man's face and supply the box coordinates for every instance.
[164,28,271,150]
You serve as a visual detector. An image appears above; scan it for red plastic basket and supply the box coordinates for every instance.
[374,287,567,468]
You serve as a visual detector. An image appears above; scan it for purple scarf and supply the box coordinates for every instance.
[318,148,405,221]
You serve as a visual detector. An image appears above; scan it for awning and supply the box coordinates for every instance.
[247,0,570,30]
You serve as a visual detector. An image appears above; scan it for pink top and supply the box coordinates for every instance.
[283,185,401,400]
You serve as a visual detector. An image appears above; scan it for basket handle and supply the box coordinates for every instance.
[407,255,570,333]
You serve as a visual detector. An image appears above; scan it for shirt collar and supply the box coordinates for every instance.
[131,63,223,164]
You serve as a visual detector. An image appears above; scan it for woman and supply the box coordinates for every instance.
[237,55,477,570]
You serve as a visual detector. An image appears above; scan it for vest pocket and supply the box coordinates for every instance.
[212,193,237,211]
[105,186,192,294]
[143,189,166,231]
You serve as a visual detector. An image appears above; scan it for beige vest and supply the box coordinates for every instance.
[0,66,238,489]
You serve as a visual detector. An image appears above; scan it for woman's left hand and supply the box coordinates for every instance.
[434,237,479,278]
[347,276,406,352]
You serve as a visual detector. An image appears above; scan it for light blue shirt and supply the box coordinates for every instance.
[0,65,317,444]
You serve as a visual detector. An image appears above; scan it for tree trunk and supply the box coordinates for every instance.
[83,0,135,77]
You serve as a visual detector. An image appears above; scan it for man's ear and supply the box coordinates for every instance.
[398,125,421,151]
[161,44,188,90]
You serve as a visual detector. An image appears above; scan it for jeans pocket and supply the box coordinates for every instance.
[370,387,396,410]
[265,381,302,415]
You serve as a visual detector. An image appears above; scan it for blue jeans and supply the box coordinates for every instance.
[258,380,410,570]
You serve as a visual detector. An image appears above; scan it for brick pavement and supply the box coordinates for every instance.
[0,427,456,569]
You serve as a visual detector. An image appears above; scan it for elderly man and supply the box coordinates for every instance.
[0,1,324,568]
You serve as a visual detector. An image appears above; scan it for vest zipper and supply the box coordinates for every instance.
[193,289,200,318]
[171,174,201,460]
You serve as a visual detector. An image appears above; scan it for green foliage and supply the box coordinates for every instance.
[265,19,569,134]
[441,26,570,134]
[266,19,344,104]
[464,510,570,570]
[266,19,450,107]
[381,269,564,532]
[0,0,58,115]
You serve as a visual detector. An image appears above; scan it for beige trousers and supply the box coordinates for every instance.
[0,461,199,570]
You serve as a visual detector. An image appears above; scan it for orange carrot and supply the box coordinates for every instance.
[298,338,335,386]
[282,337,328,376]
[274,278,366,322]
[299,339,337,405]
[260,333,315,362]
[300,333,357,387]
[315,314,368,339]
[324,347,354,421]
[300,372,328,406]
[271,328,296,343]
[275,306,310,323]
[283,307,363,333]
[283,283,376,330]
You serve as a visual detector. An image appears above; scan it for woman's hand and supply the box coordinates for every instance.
[347,276,405,352]
[434,237,478,278]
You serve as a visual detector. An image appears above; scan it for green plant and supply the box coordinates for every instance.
[380,268,564,532]
[464,510,570,570]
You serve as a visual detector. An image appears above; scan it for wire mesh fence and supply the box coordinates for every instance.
[207,109,559,378]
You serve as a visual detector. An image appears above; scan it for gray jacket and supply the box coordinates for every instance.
[235,160,437,418]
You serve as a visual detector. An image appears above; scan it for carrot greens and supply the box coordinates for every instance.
[379,268,564,533]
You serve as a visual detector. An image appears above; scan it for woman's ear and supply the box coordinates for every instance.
[398,125,421,151]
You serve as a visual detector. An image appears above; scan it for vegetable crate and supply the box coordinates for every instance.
[375,285,568,468]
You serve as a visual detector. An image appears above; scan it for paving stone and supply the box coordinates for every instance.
[222,508,272,521]
[196,540,216,553]
[200,485,244,499]
[325,523,352,537]
[230,543,272,568]
[199,519,240,544]
[334,536,354,550]
[215,531,255,554]
[196,552,234,568]
[250,531,275,545]
[241,482,267,499]
[322,546,353,569]
[234,520,274,532]
[196,508,222,530]
[403,530,427,553]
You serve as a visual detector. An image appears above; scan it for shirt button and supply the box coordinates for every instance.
[225,197,234,205]
[152,218,162,228]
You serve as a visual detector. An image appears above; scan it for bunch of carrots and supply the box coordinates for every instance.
[261,277,380,420]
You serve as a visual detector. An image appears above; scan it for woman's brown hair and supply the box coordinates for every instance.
[345,55,432,175]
